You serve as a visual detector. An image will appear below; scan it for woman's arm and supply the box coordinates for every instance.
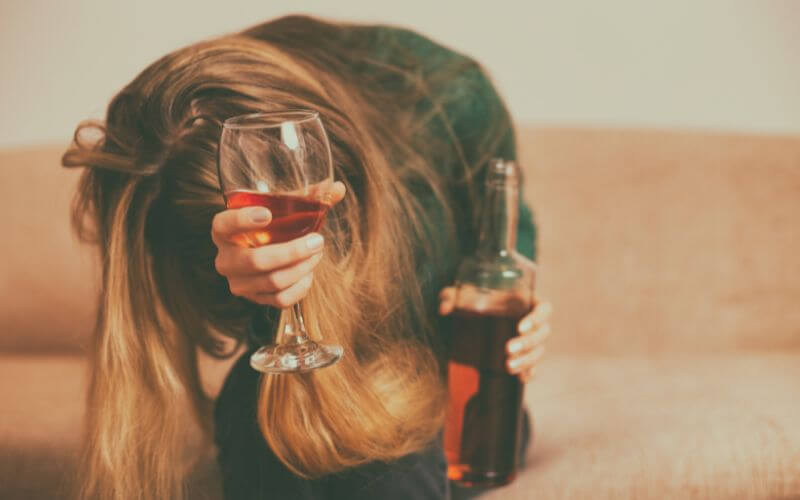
[426,51,552,381]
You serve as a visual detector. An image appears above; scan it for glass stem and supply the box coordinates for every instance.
[283,302,310,345]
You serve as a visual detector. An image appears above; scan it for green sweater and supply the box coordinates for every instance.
[243,20,537,262]
[244,23,537,349]
[370,26,537,262]
[358,27,539,355]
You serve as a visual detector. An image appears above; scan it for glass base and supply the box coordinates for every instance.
[249,340,343,374]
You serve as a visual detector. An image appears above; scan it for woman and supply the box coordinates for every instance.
[63,15,552,500]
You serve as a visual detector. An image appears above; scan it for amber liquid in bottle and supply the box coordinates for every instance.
[444,159,534,488]
[445,306,529,486]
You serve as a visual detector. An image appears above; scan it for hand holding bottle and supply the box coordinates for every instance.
[439,272,553,383]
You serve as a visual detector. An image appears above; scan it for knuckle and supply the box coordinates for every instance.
[228,281,244,297]
[265,297,282,307]
[236,208,253,228]
[251,294,272,306]
[211,212,227,237]
[214,254,228,275]
[247,251,267,271]
[263,273,283,291]
[272,293,292,308]
[300,259,318,276]
[289,244,306,261]
[303,255,319,272]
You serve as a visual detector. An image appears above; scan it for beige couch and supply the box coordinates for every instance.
[2,128,799,499]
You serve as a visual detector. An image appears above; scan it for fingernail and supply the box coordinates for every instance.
[247,207,270,223]
[518,318,533,333]
[306,234,324,249]
[508,340,522,354]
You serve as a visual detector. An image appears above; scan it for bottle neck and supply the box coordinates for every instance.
[476,160,519,259]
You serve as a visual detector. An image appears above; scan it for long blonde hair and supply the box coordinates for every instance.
[63,15,512,499]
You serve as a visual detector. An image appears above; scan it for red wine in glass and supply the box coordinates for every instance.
[218,110,343,373]
[225,190,330,247]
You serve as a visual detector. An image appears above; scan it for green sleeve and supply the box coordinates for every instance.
[379,27,538,261]
[451,65,537,260]
[427,46,538,261]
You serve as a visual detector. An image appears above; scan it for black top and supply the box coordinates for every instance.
[215,348,453,499]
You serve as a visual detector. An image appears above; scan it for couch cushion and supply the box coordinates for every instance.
[487,353,800,499]
[0,355,85,498]
[4,354,798,499]
[0,354,222,499]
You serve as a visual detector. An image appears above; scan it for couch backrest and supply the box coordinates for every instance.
[1,146,98,353]
[520,128,800,354]
[2,128,798,355]
[0,147,99,351]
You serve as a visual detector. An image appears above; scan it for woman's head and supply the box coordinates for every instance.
[64,16,461,499]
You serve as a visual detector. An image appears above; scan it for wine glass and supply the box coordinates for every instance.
[218,110,343,373]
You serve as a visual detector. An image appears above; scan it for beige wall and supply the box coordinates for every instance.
[1,0,798,148]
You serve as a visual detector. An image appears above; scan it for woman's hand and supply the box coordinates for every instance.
[211,182,346,308]
[439,286,553,383]
[505,298,552,382]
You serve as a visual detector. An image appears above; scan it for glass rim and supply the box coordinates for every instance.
[222,109,320,130]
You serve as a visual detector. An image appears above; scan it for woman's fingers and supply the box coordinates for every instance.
[212,180,344,247]
[215,232,324,277]
[211,206,272,246]
[519,366,537,383]
[330,181,346,204]
[438,287,456,315]
[248,274,315,308]
[303,180,347,205]
[439,285,554,380]
[228,252,324,296]
[506,345,546,376]
[210,180,344,308]
[507,324,551,355]
[507,298,554,381]
[517,300,553,334]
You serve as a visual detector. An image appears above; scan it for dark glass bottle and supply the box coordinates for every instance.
[444,159,535,487]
